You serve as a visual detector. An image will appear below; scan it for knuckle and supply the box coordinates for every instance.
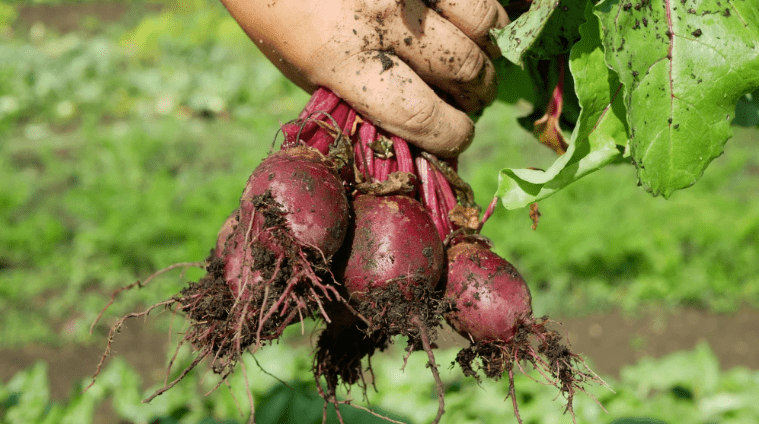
[400,100,439,135]
[362,0,402,19]
[451,44,486,84]
[470,0,500,39]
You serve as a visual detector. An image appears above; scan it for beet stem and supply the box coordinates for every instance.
[479,196,499,231]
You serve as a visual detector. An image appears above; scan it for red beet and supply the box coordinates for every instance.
[241,147,348,256]
[444,239,532,343]
[338,194,444,302]
[164,146,350,389]
[443,236,603,424]
[226,146,349,297]
[330,194,448,424]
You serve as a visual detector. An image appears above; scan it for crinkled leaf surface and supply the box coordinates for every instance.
[497,3,629,209]
[595,0,759,197]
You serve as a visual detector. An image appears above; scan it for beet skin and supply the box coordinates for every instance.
[444,240,532,343]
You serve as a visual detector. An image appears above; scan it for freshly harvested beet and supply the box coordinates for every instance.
[338,194,444,303]
[444,238,532,343]
[136,146,350,401]
[329,194,448,423]
[241,147,349,258]
[226,146,349,297]
[444,236,605,424]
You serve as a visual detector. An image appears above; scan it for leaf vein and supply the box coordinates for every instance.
[590,84,624,135]
[726,0,748,27]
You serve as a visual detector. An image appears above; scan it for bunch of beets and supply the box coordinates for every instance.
[91,88,605,424]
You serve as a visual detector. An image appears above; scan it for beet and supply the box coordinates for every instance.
[226,146,349,297]
[144,146,351,395]
[444,239,532,343]
[327,194,448,423]
[240,147,348,258]
[338,194,444,302]
[443,236,604,424]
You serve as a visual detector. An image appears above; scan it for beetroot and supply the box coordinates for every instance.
[322,193,448,423]
[444,236,605,424]
[90,145,352,403]
[338,194,444,303]
[444,238,532,343]
[225,146,349,297]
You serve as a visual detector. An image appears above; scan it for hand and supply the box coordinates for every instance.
[220,0,509,157]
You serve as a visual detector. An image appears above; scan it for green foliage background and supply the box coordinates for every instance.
[1,1,759,423]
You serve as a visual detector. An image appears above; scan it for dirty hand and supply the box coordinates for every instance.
[220,0,509,157]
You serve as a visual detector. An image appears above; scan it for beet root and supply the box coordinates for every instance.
[329,194,448,423]
[313,298,389,422]
[444,237,532,343]
[444,237,606,424]
[169,146,351,388]
[336,194,444,333]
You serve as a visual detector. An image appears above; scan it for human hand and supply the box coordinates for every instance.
[220,0,508,157]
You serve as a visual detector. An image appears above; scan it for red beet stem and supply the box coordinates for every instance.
[282,88,342,148]
[416,157,447,240]
[480,196,499,229]
[431,166,457,215]
[358,121,376,181]
[343,109,357,135]
[393,136,414,174]
[309,103,352,153]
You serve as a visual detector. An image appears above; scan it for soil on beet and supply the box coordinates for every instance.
[177,190,333,370]
[314,306,389,398]
[351,282,446,342]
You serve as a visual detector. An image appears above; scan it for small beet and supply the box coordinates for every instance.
[330,194,448,423]
[142,146,350,398]
[338,194,444,302]
[226,146,349,298]
[444,240,532,343]
[240,146,349,257]
[443,236,605,424]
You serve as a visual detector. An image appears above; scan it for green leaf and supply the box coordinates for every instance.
[494,0,587,66]
[595,0,759,197]
[497,2,629,209]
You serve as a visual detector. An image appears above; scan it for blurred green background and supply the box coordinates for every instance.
[2,1,759,423]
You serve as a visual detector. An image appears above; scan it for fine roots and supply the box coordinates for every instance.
[455,316,609,424]
[313,283,450,424]
[87,193,341,405]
